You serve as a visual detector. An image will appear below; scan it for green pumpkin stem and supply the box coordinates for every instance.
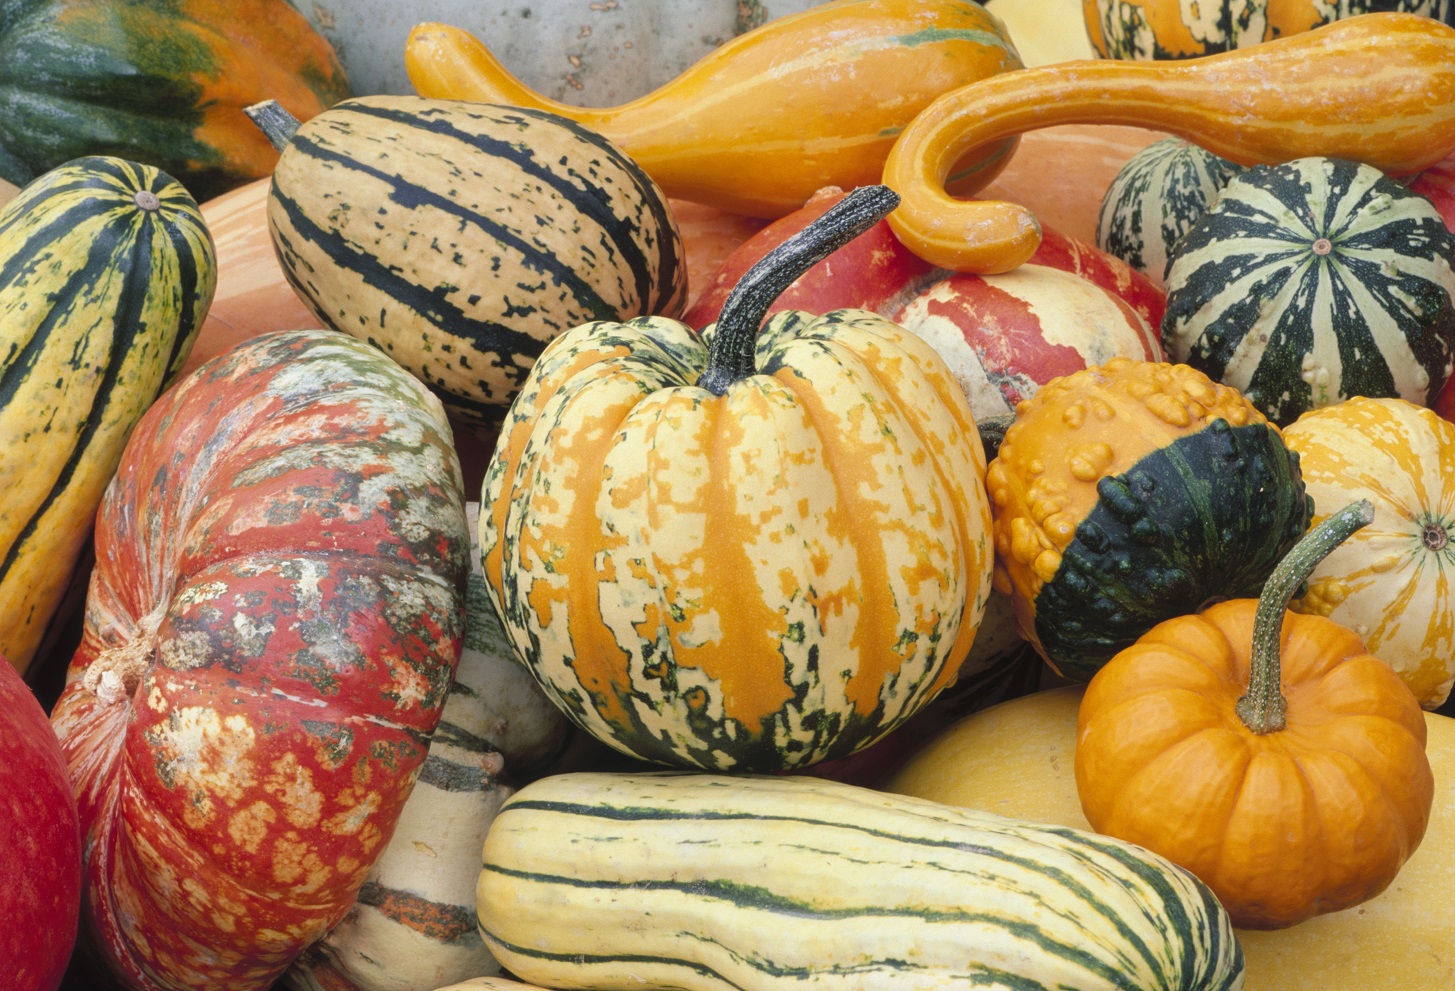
[245,100,302,152]
[1235,499,1374,734]
[697,184,901,396]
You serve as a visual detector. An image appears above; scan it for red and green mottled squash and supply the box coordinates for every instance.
[1163,156,1455,426]
[1284,397,1455,709]
[260,96,687,427]
[986,357,1312,680]
[1083,0,1455,59]
[0,0,351,201]
[480,186,995,772]
[0,156,215,678]
[49,329,471,991]
[1096,136,1244,286]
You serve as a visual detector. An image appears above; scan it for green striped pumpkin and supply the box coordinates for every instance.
[0,155,214,676]
[1095,136,1243,286]
[1163,156,1455,426]
[477,772,1247,991]
[266,95,687,426]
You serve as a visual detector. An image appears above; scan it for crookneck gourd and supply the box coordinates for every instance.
[882,12,1455,273]
[985,356,1313,680]
[405,0,1025,218]
[479,185,995,772]
[1076,500,1435,930]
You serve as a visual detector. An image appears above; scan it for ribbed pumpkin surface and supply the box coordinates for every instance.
[49,329,470,991]
[481,309,992,772]
[1163,156,1455,426]
[267,96,686,425]
[476,772,1246,991]
[0,156,214,676]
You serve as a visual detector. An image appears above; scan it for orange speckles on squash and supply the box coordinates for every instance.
[270,833,335,890]
[263,753,323,830]
[146,706,258,809]
[228,801,277,854]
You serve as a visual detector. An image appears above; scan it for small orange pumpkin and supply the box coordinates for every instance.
[1075,500,1435,930]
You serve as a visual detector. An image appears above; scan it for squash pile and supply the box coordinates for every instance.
[3,5,1455,991]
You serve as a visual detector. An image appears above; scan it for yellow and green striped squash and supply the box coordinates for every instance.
[476,771,1247,991]
[0,156,215,675]
[480,188,994,773]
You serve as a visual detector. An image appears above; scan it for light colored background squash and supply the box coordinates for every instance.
[890,686,1455,991]
[287,0,1093,101]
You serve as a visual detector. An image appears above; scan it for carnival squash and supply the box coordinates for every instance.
[0,156,215,677]
[480,186,994,772]
[49,329,471,991]
[1083,0,1455,59]
[0,0,351,201]
[1076,501,1435,930]
[1281,398,1455,709]
[405,0,1024,218]
[1163,157,1455,426]
[883,13,1455,273]
[986,357,1312,680]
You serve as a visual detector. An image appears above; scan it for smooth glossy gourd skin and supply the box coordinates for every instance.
[884,13,1455,273]
[406,0,1024,217]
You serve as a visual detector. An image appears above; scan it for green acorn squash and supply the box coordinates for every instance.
[1163,156,1455,426]
[0,0,351,201]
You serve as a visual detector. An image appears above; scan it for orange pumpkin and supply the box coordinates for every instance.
[1075,501,1435,929]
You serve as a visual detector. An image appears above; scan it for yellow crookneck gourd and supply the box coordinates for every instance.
[884,12,1455,273]
[405,0,1025,218]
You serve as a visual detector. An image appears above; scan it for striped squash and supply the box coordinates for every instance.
[0,156,215,677]
[1163,156,1455,426]
[1096,136,1243,286]
[476,772,1247,991]
[266,95,686,426]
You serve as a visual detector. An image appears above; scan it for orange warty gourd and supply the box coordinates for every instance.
[1075,501,1436,930]
[883,12,1455,273]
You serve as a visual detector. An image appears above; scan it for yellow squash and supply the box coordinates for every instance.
[883,12,1455,273]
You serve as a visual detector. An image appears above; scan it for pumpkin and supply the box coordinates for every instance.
[1279,398,1455,709]
[889,683,1455,991]
[0,0,351,202]
[985,357,1313,681]
[253,95,687,426]
[1083,0,1455,60]
[1162,157,1455,426]
[480,185,995,772]
[0,654,81,991]
[406,0,1025,218]
[49,329,471,991]
[1096,136,1244,286]
[0,156,216,678]
[882,12,1455,273]
[1076,500,1435,930]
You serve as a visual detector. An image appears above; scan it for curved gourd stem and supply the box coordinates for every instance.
[696,184,899,396]
[883,12,1455,273]
[245,100,301,152]
[1236,499,1375,734]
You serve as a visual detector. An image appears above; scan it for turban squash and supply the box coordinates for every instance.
[479,185,995,772]
[49,329,471,991]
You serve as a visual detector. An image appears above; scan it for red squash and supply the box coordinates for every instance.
[1412,150,1455,234]
[1,656,80,991]
[50,330,471,991]
[684,188,1166,421]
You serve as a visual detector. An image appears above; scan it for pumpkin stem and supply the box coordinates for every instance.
[1236,499,1374,734]
[245,100,302,152]
[696,184,900,396]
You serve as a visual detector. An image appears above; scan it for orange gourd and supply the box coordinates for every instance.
[883,12,1455,273]
[1075,501,1435,929]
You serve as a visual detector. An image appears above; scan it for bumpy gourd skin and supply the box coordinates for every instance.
[987,357,1312,679]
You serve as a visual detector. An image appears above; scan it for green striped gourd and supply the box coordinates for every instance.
[477,772,1247,991]
[1096,136,1243,286]
[283,503,572,991]
[1163,155,1455,426]
[262,95,687,426]
[0,156,214,676]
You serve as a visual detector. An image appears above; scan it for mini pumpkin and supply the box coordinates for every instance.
[479,185,994,772]
[1076,500,1436,930]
